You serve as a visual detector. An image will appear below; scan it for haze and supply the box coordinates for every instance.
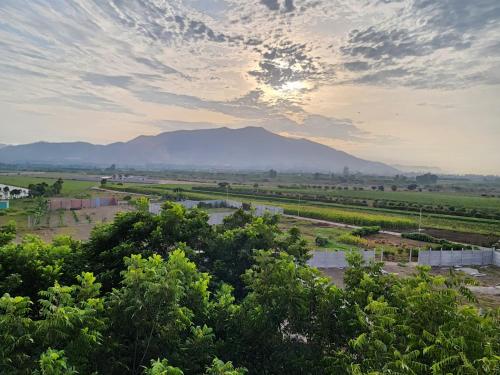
[1,0,499,174]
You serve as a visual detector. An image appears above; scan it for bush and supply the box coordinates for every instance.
[337,233,369,247]
[315,235,329,247]
[402,232,435,242]
[402,232,474,250]
[351,226,380,237]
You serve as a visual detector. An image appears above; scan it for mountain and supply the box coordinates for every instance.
[0,143,7,149]
[0,127,398,175]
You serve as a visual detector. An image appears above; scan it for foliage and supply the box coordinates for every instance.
[27,178,64,197]
[0,203,498,375]
[351,226,380,237]
[402,232,475,249]
[315,235,329,247]
[0,220,16,246]
[131,196,150,212]
[284,206,416,230]
[337,233,369,247]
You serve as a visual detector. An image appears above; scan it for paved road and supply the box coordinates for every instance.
[284,214,402,237]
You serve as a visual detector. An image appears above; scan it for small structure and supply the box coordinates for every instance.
[0,200,9,210]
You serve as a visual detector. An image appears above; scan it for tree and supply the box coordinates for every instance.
[100,178,107,187]
[391,185,397,192]
[416,173,438,185]
[407,183,418,191]
[2,186,9,198]
[28,182,49,197]
[131,197,150,212]
[9,188,22,199]
[1,203,498,375]
[51,178,64,195]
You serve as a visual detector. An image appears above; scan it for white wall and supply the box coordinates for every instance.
[308,250,375,268]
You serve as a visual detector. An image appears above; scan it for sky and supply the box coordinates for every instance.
[0,0,499,174]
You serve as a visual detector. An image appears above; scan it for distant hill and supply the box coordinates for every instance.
[0,127,398,175]
[0,143,7,149]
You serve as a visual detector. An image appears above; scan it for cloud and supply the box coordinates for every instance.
[82,73,132,88]
[0,0,498,140]
[338,0,500,88]
[249,41,326,88]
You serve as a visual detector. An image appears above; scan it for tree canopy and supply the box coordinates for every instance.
[0,204,498,374]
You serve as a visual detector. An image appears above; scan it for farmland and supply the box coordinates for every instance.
[101,181,500,240]
[2,172,500,245]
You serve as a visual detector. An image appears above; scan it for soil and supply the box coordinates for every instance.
[366,233,432,248]
[17,205,134,242]
[319,263,500,308]
[423,228,499,247]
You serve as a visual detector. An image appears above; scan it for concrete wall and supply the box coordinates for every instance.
[493,249,500,266]
[418,249,496,266]
[149,202,163,215]
[208,212,233,225]
[308,250,375,268]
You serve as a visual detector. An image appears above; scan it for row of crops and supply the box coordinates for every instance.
[282,205,416,230]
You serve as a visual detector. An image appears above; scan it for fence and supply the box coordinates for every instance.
[417,248,500,267]
[49,197,118,210]
[308,250,375,268]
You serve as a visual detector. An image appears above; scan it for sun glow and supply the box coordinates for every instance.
[280,80,310,92]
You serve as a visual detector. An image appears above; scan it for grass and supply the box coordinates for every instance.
[103,182,500,236]
[234,185,500,212]
[3,175,499,237]
[279,216,365,251]
[0,176,96,197]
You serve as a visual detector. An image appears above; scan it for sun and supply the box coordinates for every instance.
[280,80,310,92]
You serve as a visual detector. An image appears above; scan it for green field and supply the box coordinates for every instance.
[246,185,500,211]
[3,174,500,239]
[103,182,500,236]
[0,175,96,196]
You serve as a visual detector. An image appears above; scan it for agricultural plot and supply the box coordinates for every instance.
[0,175,96,197]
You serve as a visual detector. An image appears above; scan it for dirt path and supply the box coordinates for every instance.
[284,214,402,237]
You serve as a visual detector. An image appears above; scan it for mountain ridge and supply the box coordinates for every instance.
[0,127,398,175]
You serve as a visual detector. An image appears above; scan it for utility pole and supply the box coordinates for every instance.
[226,185,229,202]
[418,207,423,232]
[297,194,301,217]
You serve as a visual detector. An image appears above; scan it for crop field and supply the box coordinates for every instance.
[242,185,500,211]
[0,175,136,237]
[2,173,500,244]
[0,175,96,196]
[96,182,500,238]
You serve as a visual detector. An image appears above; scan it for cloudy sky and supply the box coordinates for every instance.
[1,0,499,174]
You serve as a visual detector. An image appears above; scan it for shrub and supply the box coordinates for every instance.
[315,235,329,247]
[351,226,380,237]
[337,233,369,247]
[402,232,435,242]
